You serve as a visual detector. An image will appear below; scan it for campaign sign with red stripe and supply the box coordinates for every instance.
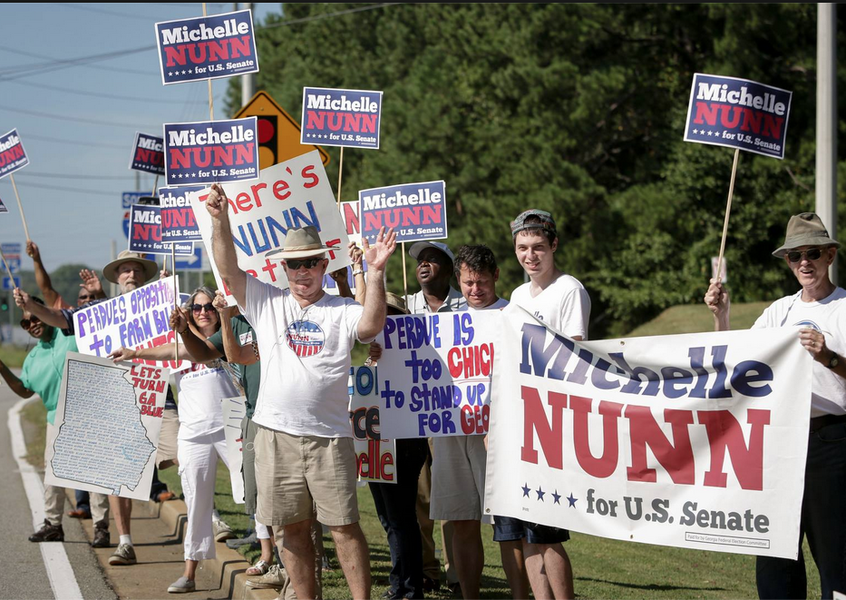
[359,181,447,244]
[0,129,29,179]
[164,117,259,186]
[129,132,165,176]
[129,204,194,256]
[155,9,259,86]
[159,185,203,243]
[301,87,382,149]
[684,74,792,159]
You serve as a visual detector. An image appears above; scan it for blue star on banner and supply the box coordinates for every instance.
[536,487,545,502]
[522,483,531,498]
[567,493,577,508]
[552,490,561,505]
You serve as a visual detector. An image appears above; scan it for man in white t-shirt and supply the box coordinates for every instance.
[705,212,846,600]
[499,209,589,600]
[203,183,397,600]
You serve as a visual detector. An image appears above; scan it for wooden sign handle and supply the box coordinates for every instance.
[10,174,30,241]
[715,148,741,282]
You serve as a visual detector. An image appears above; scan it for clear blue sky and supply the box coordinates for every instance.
[0,3,279,273]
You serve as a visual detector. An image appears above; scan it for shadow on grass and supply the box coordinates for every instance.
[578,576,727,592]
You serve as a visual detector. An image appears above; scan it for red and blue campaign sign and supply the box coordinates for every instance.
[684,74,792,160]
[129,204,193,256]
[301,87,382,150]
[122,191,146,210]
[129,132,165,176]
[154,9,259,86]
[159,185,203,243]
[359,180,447,244]
[163,117,259,186]
[0,129,29,179]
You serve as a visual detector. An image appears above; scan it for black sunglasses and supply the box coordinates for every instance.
[286,258,322,270]
[786,248,823,263]
[191,302,215,313]
[20,315,41,330]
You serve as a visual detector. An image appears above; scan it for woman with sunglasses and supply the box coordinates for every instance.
[110,286,239,594]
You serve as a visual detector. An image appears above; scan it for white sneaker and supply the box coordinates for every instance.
[246,564,290,589]
[167,576,196,593]
[213,519,236,542]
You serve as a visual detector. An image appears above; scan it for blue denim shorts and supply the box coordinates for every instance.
[493,516,570,544]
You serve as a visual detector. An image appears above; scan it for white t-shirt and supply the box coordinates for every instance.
[175,360,239,440]
[510,274,591,339]
[241,275,367,438]
[752,287,846,417]
[468,296,509,312]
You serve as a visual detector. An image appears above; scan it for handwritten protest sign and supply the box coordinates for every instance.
[0,128,29,179]
[324,201,364,295]
[45,352,167,500]
[485,305,811,559]
[684,74,792,159]
[377,310,498,439]
[222,396,246,504]
[129,132,165,176]
[129,204,193,255]
[155,9,259,86]
[159,185,203,242]
[164,117,259,186]
[191,150,351,303]
[350,366,396,483]
[73,276,189,372]
[301,87,383,149]
[360,181,447,244]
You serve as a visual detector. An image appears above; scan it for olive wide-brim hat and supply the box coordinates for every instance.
[772,212,841,257]
[102,250,159,284]
[265,225,339,260]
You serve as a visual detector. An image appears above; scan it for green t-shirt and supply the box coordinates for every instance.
[207,315,260,418]
[20,327,78,425]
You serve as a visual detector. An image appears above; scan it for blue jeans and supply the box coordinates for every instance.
[756,420,846,599]
[368,438,429,599]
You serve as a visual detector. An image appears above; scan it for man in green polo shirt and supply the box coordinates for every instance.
[0,297,110,545]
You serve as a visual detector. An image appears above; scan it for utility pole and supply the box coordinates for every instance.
[241,2,255,105]
[817,4,838,284]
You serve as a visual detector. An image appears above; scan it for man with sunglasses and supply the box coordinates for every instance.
[0,297,113,546]
[705,212,846,599]
[204,183,396,600]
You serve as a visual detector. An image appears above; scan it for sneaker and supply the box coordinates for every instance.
[246,564,290,589]
[167,576,196,593]
[29,519,64,543]
[213,519,236,542]
[92,521,110,548]
[108,543,137,565]
[226,530,257,549]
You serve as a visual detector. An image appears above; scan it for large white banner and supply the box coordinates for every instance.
[45,353,168,500]
[377,310,498,439]
[190,151,352,304]
[350,366,397,483]
[484,306,812,559]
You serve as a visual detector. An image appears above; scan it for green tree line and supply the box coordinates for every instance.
[226,3,846,337]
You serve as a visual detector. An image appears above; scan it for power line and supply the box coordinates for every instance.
[16,171,134,181]
[0,44,155,80]
[0,103,160,130]
[7,79,192,105]
[59,3,169,20]
[1,180,119,197]
[258,3,398,29]
[24,133,125,150]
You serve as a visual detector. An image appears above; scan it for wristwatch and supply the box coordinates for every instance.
[827,352,840,369]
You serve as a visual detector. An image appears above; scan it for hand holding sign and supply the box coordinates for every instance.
[362,227,397,272]
[169,306,189,335]
[703,278,730,330]
[205,183,229,220]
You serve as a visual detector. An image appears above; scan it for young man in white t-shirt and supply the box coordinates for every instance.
[203,183,397,600]
[705,212,846,599]
[499,209,590,600]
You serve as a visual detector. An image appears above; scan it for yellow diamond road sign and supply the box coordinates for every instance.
[234,91,330,169]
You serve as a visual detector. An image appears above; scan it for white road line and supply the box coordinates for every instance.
[8,398,83,600]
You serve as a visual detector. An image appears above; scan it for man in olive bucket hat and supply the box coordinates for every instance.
[705,212,846,599]
[15,250,166,567]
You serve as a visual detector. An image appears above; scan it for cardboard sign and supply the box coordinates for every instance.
[684,74,792,159]
[222,396,246,503]
[191,151,351,303]
[485,306,811,559]
[350,366,396,484]
[129,204,193,255]
[359,180,447,244]
[323,201,364,296]
[155,9,259,85]
[0,128,29,179]
[164,117,259,186]
[301,87,383,149]
[377,310,498,439]
[129,132,165,176]
[159,185,204,242]
[45,353,168,500]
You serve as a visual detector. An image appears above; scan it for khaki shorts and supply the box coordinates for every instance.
[254,425,359,527]
[430,435,492,523]
[156,408,180,468]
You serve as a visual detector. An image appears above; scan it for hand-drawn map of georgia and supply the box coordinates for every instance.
[44,352,168,500]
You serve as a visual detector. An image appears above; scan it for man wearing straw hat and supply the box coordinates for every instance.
[705,212,846,599]
[203,183,397,600]
[15,249,162,567]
